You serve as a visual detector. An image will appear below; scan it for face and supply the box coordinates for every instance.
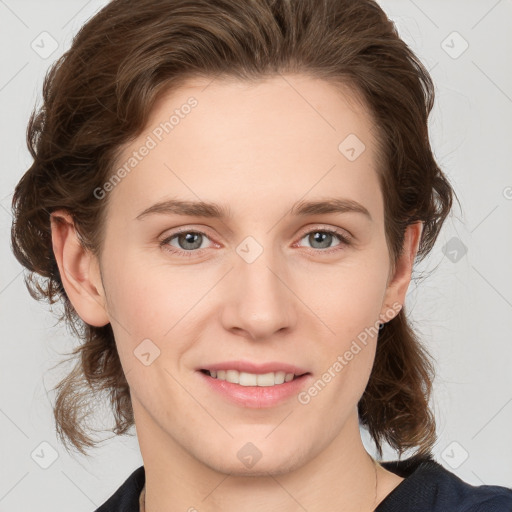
[57,74,415,476]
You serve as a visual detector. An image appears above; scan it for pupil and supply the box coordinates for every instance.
[311,232,331,249]
[180,232,201,250]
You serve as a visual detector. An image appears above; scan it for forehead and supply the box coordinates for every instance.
[106,74,383,224]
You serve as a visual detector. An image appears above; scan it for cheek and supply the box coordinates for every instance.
[301,250,389,396]
[310,252,390,340]
[101,251,221,376]
[100,255,177,359]
[304,288,383,423]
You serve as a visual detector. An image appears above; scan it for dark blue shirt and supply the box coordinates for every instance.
[94,455,512,511]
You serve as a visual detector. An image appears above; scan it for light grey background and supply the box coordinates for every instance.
[1,0,511,510]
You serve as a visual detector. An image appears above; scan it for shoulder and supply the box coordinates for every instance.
[377,455,512,512]
[93,465,145,512]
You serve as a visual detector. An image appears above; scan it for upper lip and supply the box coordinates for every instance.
[199,360,309,375]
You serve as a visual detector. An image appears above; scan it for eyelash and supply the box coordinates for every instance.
[159,226,352,258]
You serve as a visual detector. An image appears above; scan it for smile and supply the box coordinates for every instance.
[201,369,303,386]
[198,369,312,408]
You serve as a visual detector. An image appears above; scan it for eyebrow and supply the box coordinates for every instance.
[135,197,372,222]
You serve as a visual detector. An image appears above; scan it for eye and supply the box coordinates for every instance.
[160,229,214,257]
[159,226,352,258]
[295,227,352,253]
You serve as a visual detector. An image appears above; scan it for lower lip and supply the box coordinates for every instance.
[197,371,312,408]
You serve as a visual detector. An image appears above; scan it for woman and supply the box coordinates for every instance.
[10,0,512,510]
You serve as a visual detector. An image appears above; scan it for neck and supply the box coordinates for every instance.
[134,400,402,512]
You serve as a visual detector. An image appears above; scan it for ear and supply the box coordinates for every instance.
[379,221,423,323]
[50,209,110,327]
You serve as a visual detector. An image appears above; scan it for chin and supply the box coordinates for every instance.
[195,442,308,477]
[207,457,304,478]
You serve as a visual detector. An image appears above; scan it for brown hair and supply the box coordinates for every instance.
[11,0,456,457]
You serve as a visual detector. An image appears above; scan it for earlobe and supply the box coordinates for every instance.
[380,221,423,324]
[50,210,110,327]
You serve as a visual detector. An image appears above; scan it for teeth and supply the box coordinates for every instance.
[208,369,298,386]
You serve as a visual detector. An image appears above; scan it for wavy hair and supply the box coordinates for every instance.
[11,0,456,456]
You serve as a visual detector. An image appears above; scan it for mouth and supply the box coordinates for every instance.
[197,368,312,408]
[199,368,308,387]
[196,361,312,407]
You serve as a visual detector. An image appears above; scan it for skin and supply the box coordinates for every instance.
[51,74,423,511]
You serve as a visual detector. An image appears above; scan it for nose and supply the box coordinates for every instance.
[220,245,297,341]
